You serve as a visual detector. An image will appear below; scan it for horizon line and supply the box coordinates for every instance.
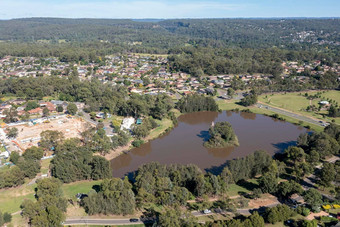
[1,16,340,21]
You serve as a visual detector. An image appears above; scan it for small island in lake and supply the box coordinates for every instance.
[204,121,239,148]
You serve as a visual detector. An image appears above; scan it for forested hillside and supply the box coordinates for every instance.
[0,18,339,49]
[0,18,339,83]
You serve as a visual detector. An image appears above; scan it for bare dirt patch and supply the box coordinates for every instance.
[8,116,88,150]
[306,211,329,220]
[248,194,279,209]
[101,142,133,160]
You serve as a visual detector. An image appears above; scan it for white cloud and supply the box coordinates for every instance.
[0,0,247,19]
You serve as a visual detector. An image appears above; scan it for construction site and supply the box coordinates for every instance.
[4,115,90,152]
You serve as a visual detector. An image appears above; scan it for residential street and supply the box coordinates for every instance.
[63,203,282,226]
[64,218,146,226]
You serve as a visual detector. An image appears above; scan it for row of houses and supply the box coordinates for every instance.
[1,55,340,99]
[0,99,84,117]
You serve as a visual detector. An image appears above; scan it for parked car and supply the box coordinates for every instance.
[130,218,139,222]
[203,209,212,214]
[214,208,223,213]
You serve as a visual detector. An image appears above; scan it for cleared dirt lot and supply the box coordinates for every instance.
[8,116,88,150]
[248,194,279,209]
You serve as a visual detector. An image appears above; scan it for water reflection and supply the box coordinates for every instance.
[179,111,219,125]
[206,146,235,158]
[240,111,256,120]
[131,141,152,157]
[197,130,210,142]
[111,153,132,171]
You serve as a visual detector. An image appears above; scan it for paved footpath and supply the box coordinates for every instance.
[256,103,325,127]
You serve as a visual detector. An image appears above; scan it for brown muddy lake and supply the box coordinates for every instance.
[111,111,307,177]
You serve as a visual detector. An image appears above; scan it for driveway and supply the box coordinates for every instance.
[80,111,97,126]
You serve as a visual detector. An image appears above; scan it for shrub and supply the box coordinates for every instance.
[132,140,144,147]
[296,206,310,216]
[320,216,337,223]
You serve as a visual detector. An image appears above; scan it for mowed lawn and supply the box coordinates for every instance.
[259,93,319,112]
[62,180,102,199]
[0,179,102,214]
[147,118,173,140]
[216,99,323,132]
[319,90,340,103]
[227,179,259,197]
[0,184,35,213]
[259,90,340,124]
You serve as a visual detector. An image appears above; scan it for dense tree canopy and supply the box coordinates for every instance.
[176,94,218,113]
[21,178,67,227]
[204,121,239,148]
[50,148,111,183]
[225,150,272,183]
[82,178,136,215]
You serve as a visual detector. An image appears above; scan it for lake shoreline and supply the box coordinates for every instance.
[101,99,318,162]
[99,117,177,161]
[110,110,307,178]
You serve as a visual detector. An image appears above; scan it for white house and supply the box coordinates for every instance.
[120,117,135,131]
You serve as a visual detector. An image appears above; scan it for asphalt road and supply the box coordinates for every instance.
[64,218,145,225]
[256,103,325,127]
[63,205,279,226]
[80,111,98,126]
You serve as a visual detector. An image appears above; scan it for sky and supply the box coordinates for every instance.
[0,0,339,19]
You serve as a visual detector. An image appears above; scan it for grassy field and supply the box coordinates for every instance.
[227,179,259,197]
[0,184,35,213]
[328,208,340,215]
[216,99,323,132]
[62,180,102,199]
[265,214,305,227]
[147,118,173,140]
[260,93,318,112]
[40,158,51,175]
[259,90,340,124]
[0,180,105,226]
[11,213,28,227]
[0,178,102,214]
[197,213,232,223]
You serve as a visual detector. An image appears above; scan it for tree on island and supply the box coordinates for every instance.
[204,122,239,148]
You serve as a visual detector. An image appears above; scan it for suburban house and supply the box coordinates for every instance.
[120,117,135,131]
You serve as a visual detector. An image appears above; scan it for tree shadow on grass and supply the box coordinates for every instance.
[236,179,259,191]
